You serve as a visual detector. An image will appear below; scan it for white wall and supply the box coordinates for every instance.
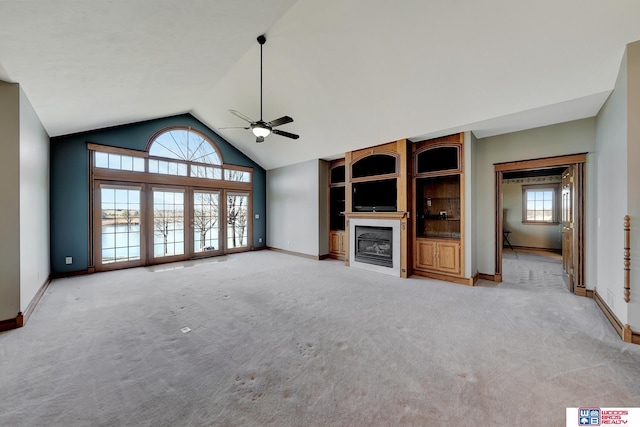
[19,87,50,312]
[475,118,597,282]
[595,41,640,329]
[627,41,640,329]
[0,81,21,321]
[502,176,562,250]
[267,159,321,257]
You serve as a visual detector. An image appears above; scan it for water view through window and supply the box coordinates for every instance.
[101,186,141,264]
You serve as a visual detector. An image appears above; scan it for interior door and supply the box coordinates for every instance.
[562,166,574,291]
[150,187,187,263]
[191,190,222,257]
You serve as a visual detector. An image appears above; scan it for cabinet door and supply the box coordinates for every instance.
[329,231,345,255]
[415,240,437,270]
[437,241,460,275]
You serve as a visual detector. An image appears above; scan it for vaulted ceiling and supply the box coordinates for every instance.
[1,0,639,169]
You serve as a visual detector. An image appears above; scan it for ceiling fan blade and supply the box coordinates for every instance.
[229,109,255,124]
[272,129,300,140]
[218,126,250,130]
[268,116,294,127]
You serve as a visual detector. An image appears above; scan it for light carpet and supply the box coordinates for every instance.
[1,250,639,426]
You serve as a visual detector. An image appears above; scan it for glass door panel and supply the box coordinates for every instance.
[152,189,186,259]
[226,193,249,250]
[192,190,221,255]
[99,185,142,268]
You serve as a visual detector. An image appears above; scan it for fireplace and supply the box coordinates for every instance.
[355,226,393,268]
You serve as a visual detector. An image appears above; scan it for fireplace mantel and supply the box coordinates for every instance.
[345,211,409,220]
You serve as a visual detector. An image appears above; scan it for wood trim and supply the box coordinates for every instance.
[93,168,252,190]
[412,132,463,145]
[495,154,587,289]
[494,153,587,172]
[624,215,631,302]
[267,247,323,260]
[574,287,594,298]
[412,270,474,286]
[592,289,640,344]
[478,273,496,281]
[345,211,409,220]
[0,312,23,332]
[495,170,503,281]
[22,276,53,325]
[509,246,562,254]
[472,272,479,285]
[87,143,148,157]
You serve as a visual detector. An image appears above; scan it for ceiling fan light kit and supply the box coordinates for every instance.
[221,34,299,143]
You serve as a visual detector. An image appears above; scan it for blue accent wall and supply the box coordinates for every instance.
[50,114,266,274]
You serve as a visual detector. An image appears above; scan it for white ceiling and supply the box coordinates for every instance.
[1,0,640,170]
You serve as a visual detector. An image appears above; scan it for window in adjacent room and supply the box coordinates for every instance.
[522,184,560,224]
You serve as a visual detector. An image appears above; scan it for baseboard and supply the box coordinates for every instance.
[574,287,594,298]
[267,247,322,261]
[507,245,562,254]
[51,269,90,279]
[23,275,53,325]
[0,312,23,332]
[412,270,474,286]
[472,272,479,286]
[478,273,495,281]
[594,289,640,344]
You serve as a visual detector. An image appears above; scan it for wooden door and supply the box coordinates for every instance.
[437,241,461,275]
[561,166,574,291]
[415,240,437,270]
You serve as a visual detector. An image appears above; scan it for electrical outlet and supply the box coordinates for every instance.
[65,256,72,265]
[255,213,260,219]
[259,237,263,243]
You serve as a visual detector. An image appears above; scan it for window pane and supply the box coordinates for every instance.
[133,157,145,172]
[544,191,553,200]
[121,155,133,171]
[95,152,108,168]
[108,154,120,169]
[149,159,158,173]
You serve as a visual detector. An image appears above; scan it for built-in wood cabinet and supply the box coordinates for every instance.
[328,160,346,260]
[415,239,461,275]
[412,134,465,282]
[329,230,345,258]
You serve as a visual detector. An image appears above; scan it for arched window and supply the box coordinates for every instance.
[148,127,222,165]
[146,127,226,180]
[89,125,253,272]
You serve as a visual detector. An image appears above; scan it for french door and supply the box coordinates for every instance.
[94,182,247,270]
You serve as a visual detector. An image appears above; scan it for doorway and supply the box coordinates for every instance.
[494,153,587,295]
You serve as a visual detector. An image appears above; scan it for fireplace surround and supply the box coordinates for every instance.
[347,216,403,277]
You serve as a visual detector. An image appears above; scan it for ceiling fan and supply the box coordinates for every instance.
[221,34,299,143]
